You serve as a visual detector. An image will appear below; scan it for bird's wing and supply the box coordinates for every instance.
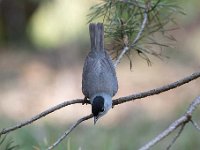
[103,52,118,96]
[82,53,98,98]
[82,51,118,98]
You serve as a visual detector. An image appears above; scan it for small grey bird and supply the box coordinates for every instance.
[82,23,118,124]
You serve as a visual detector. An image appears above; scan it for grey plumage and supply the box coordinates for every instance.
[82,23,118,123]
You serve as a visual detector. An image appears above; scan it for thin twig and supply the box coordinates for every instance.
[114,46,129,67]
[0,99,85,135]
[0,71,200,136]
[138,96,200,150]
[191,120,200,131]
[131,12,148,47]
[166,124,185,150]
[114,11,148,67]
[186,96,200,114]
[47,114,93,150]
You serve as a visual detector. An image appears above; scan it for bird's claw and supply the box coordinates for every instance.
[82,97,90,105]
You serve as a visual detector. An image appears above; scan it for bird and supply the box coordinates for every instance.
[82,23,118,124]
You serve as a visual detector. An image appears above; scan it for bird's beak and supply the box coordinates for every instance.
[94,117,98,125]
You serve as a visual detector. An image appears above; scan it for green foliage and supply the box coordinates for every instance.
[0,134,20,150]
[88,0,185,64]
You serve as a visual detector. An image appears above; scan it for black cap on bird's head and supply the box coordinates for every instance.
[92,96,104,124]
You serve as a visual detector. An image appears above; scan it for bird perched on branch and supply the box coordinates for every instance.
[82,23,118,124]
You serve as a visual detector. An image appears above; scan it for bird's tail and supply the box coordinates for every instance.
[89,23,104,51]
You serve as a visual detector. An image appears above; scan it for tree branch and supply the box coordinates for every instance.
[114,11,148,67]
[0,99,85,135]
[47,114,93,150]
[0,71,200,137]
[138,96,200,150]
[113,71,200,105]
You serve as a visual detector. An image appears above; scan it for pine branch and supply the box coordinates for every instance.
[114,11,148,67]
[88,0,184,64]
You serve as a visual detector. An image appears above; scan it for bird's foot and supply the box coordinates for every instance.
[82,97,90,105]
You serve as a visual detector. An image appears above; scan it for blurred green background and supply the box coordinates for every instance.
[0,0,200,149]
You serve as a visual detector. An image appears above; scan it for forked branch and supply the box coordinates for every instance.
[139,96,200,150]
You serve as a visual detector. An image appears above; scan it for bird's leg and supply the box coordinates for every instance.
[112,104,114,109]
[82,97,90,105]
